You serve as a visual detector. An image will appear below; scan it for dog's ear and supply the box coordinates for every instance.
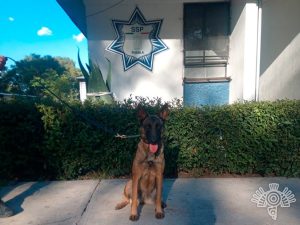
[159,104,169,121]
[137,105,148,123]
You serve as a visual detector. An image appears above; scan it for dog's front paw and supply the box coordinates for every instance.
[155,211,165,219]
[129,214,139,221]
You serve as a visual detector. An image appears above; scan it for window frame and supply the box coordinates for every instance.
[183,2,230,81]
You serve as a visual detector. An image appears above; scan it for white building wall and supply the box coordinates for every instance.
[83,0,229,101]
[79,80,87,102]
[243,3,259,101]
[259,0,300,101]
[74,0,300,103]
[228,0,246,103]
[229,0,260,103]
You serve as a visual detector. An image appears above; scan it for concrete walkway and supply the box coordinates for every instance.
[0,178,299,225]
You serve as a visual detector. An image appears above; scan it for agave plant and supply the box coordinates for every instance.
[77,49,113,103]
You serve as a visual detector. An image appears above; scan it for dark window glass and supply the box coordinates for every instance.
[184,2,230,78]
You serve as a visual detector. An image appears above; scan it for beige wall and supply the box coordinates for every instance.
[259,0,300,100]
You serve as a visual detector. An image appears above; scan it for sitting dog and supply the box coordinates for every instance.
[115,104,169,221]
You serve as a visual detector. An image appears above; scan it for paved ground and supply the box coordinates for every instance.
[0,178,300,225]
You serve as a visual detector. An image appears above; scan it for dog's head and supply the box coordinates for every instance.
[137,104,169,155]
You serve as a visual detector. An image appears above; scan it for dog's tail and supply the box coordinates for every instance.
[115,200,129,210]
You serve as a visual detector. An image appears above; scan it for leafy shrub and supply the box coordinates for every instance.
[0,97,299,180]
[0,98,45,180]
[166,101,300,177]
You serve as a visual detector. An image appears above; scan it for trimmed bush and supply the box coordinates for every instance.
[0,99,45,180]
[166,101,300,177]
[0,98,299,180]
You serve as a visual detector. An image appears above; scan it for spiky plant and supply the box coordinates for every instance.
[77,49,113,104]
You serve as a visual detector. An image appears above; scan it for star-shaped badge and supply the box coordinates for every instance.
[106,7,168,71]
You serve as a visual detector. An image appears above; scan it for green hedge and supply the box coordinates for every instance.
[0,99,45,180]
[0,98,299,180]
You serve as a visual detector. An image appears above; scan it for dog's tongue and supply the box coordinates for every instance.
[149,144,158,153]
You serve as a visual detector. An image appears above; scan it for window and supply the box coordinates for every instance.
[184,2,230,80]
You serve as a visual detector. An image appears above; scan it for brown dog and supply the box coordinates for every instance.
[115,104,169,221]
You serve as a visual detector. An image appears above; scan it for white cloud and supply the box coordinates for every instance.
[37,27,53,36]
[73,33,85,42]
[8,17,14,22]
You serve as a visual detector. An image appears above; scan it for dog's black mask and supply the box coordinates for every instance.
[137,104,169,152]
[141,115,163,145]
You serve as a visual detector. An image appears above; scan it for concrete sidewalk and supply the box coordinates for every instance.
[0,178,300,225]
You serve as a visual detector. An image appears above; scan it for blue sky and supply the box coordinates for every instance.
[0,0,88,68]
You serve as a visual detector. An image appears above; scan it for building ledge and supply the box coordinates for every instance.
[184,77,231,83]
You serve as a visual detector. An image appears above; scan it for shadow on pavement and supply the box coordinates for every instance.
[163,179,216,225]
[0,181,50,215]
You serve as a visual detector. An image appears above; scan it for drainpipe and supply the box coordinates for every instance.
[255,0,262,101]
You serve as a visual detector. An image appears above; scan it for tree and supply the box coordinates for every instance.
[0,54,81,100]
